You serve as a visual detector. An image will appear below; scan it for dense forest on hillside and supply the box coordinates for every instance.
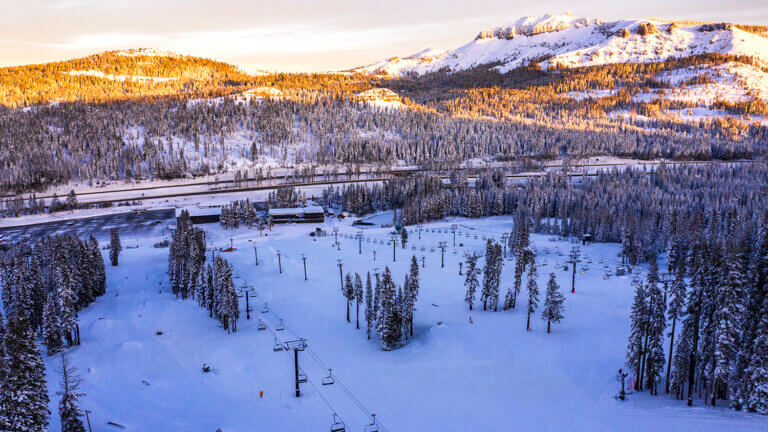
[0,51,766,194]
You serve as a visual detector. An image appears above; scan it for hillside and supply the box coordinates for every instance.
[0,49,258,107]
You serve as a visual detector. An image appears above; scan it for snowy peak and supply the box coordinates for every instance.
[475,12,599,40]
[357,14,768,76]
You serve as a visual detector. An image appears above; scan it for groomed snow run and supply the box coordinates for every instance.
[44,214,767,431]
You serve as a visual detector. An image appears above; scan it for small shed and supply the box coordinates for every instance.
[176,207,221,224]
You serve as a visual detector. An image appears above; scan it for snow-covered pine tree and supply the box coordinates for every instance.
[645,255,667,395]
[541,272,564,333]
[665,261,687,393]
[481,240,501,310]
[354,273,363,329]
[365,272,374,340]
[401,275,416,340]
[373,272,381,323]
[712,248,745,404]
[343,273,354,323]
[627,282,648,391]
[464,252,480,310]
[0,316,50,432]
[400,226,408,249]
[56,263,78,347]
[57,352,86,432]
[109,228,121,266]
[525,257,539,331]
[746,296,768,413]
[88,236,106,297]
[408,255,420,336]
[42,295,63,356]
[377,267,401,351]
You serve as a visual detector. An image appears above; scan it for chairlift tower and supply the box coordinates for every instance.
[284,338,308,397]
[439,241,447,268]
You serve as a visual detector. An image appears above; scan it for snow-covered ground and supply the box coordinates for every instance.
[44,214,767,431]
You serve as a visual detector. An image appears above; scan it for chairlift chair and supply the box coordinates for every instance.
[297,371,307,383]
[257,319,267,331]
[273,338,284,352]
[322,369,335,386]
[330,414,346,432]
[275,319,285,331]
[364,414,379,432]
[261,303,270,313]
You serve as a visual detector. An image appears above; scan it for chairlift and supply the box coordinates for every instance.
[330,414,346,432]
[275,319,285,331]
[364,414,379,432]
[261,303,270,313]
[298,371,308,383]
[257,319,267,331]
[322,369,335,386]
[273,338,284,352]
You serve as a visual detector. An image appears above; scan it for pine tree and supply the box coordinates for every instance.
[0,311,8,431]
[525,261,539,331]
[627,282,648,391]
[400,227,408,249]
[109,228,121,266]
[42,295,63,356]
[343,273,354,323]
[713,248,745,404]
[746,296,768,413]
[541,273,564,333]
[481,240,502,311]
[354,273,363,329]
[645,256,667,395]
[665,263,687,393]
[365,272,374,340]
[464,252,480,310]
[408,255,420,336]
[377,267,401,351]
[57,352,86,432]
[1,316,50,432]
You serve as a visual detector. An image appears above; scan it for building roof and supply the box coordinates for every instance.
[268,206,324,216]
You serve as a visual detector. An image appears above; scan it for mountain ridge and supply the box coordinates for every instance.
[357,13,768,76]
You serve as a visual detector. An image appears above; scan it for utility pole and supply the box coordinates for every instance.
[337,259,344,291]
[254,246,258,265]
[451,224,457,247]
[459,261,463,275]
[302,254,307,281]
[422,255,425,268]
[333,227,339,247]
[417,224,422,239]
[277,250,282,274]
[391,235,398,262]
[373,250,376,261]
[439,241,447,268]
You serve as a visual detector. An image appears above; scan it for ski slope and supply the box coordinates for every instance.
[45,214,768,431]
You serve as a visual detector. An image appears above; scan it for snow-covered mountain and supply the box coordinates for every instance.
[357,13,768,75]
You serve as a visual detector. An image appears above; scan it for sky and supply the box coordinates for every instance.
[1,0,767,72]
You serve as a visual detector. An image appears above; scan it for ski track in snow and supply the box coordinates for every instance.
[44,214,768,431]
